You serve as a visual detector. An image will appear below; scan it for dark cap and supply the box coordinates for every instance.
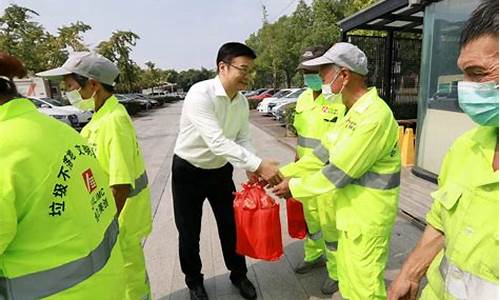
[297,46,328,71]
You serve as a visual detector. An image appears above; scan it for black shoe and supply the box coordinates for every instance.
[189,284,208,300]
[232,277,257,299]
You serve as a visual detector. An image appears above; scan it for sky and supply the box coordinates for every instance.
[0,0,313,71]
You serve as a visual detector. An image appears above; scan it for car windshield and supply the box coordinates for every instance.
[272,90,292,98]
[41,98,63,106]
[286,89,305,98]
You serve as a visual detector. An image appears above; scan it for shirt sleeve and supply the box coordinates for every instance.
[0,181,17,255]
[290,118,389,200]
[234,100,257,154]
[185,90,262,172]
[105,115,137,188]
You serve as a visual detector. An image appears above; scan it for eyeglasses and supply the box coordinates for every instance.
[225,62,256,77]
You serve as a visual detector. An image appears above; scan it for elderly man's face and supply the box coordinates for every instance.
[457,35,499,83]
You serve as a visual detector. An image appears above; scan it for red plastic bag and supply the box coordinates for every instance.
[234,183,283,261]
[286,198,307,239]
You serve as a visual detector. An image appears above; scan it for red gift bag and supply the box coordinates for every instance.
[286,198,307,239]
[233,183,283,261]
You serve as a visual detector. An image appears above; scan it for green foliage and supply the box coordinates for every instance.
[97,30,141,92]
[0,5,91,73]
[245,0,377,89]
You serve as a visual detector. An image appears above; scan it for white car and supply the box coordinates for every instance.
[271,97,299,118]
[30,97,93,128]
[28,97,80,129]
[256,88,298,113]
[266,88,306,116]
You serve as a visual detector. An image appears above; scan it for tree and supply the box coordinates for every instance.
[98,30,141,92]
[0,4,91,73]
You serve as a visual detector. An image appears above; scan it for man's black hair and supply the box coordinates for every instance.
[216,42,256,71]
[460,0,499,48]
[71,73,115,93]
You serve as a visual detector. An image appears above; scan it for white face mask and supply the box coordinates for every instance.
[321,71,344,100]
[66,88,95,111]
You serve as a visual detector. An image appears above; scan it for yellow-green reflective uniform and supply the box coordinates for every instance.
[289,88,400,299]
[281,88,345,279]
[0,98,125,299]
[81,95,152,300]
[420,126,498,300]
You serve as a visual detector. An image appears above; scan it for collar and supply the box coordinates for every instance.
[350,87,377,113]
[92,95,120,121]
[214,76,229,97]
[213,76,243,101]
[0,98,37,123]
[468,126,498,186]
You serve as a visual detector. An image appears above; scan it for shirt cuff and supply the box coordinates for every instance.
[280,163,297,178]
[246,154,262,173]
[289,177,303,200]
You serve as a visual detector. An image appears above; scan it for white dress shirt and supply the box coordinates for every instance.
[174,76,262,171]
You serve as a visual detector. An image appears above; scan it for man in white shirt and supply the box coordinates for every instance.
[173,42,279,300]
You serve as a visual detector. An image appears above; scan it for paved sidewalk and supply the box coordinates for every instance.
[134,103,429,300]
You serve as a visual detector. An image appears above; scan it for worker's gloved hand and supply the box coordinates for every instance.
[256,159,280,185]
[387,272,420,300]
[271,178,292,199]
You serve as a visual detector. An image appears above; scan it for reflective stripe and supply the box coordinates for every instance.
[313,144,330,164]
[307,230,323,241]
[129,171,148,198]
[325,241,338,251]
[439,255,498,299]
[321,163,400,190]
[298,135,321,149]
[321,164,352,188]
[0,218,119,299]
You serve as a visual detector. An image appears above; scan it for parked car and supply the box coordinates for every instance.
[274,101,297,124]
[247,88,279,101]
[257,88,299,114]
[267,88,305,116]
[115,94,145,115]
[118,94,153,110]
[28,97,79,129]
[244,88,268,98]
[128,93,160,107]
[29,97,93,127]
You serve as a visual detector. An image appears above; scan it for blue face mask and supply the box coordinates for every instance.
[458,81,499,127]
[303,74,323,91]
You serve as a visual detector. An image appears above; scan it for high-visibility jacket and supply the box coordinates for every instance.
[281,88,346,275]
[289,88,401,238]
[421,126,498,300]
[292,89,346,160]
[0,98,125,299]
[81,95,152,240]
[281,89,345,178]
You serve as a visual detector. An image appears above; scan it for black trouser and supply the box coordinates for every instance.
[172,154,247,289]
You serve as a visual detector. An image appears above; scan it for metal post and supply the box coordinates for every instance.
[341,30,348,42]
[384,30,394,103]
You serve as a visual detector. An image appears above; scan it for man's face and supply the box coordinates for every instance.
[457,35,499,83]
[319,64,345,94]
[219,56,255,91]
[63,75,97,99]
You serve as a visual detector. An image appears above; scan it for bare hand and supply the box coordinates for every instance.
[256,159,280,184]
[271,178,292,199]
[246,170,259,184]
[387,273,420,300]
[267,170,284,187]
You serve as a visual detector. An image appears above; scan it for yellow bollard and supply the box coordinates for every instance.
[398,126,404,148]
[401,128,416,167]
